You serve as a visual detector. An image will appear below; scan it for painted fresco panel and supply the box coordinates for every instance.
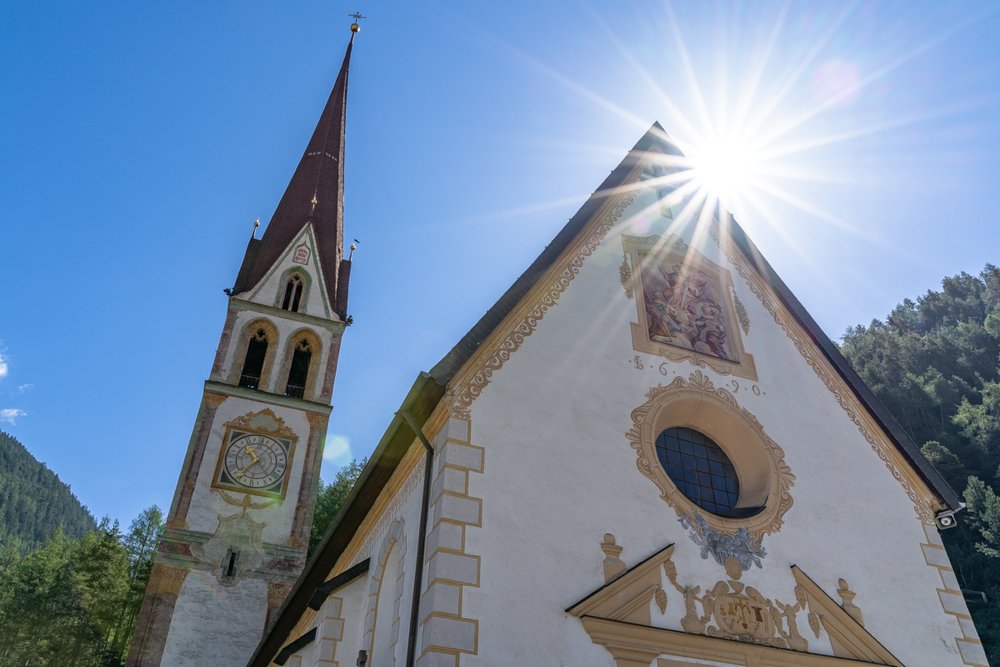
[623,234,757,380]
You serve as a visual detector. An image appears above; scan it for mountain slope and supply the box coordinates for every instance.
[0,430,95,549]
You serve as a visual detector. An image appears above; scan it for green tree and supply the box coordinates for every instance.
[115,505,163,654]
[841,264,1000,661]
[75,519,130,658]
[309,459,366,556]
[965,477,1000,558]
[0,506,163,666]
[0,430,95,551]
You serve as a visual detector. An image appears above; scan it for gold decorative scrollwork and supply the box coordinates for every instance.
[733,293,751,335]
[626,370,794,539]
[619,253,634,299]
[224,408,297,440]
[664,555,809,651]
[217,490,280,510]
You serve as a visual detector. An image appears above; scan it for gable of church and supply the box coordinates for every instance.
[254,126,978,667]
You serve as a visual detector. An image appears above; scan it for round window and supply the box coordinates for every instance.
[655,426,745,517]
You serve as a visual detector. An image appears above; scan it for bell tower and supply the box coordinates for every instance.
[127,26,359,667]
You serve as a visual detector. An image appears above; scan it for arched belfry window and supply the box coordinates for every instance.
[284,339,312,398]
[239,329,269,390]
[281,274,304,312]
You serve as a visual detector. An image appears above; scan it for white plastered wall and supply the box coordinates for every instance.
[162,572,267,667]
[455,183,969,666]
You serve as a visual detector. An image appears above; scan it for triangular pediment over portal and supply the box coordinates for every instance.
[568,540,903,667]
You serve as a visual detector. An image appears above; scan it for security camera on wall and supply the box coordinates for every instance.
[935,509,959,530]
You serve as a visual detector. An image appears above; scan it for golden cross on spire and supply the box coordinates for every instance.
[310,191,319,215]
[349,11,366,33]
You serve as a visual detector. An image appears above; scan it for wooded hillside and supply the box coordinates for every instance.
[0,430,95,549]
[841,263,1000,662]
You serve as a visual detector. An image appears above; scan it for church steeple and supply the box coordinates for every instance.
[127,28,361,667]
[232,33,355,316]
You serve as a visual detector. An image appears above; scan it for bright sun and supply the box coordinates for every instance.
[688,133,761,209]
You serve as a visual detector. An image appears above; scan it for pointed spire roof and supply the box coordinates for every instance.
[233,34,355,305]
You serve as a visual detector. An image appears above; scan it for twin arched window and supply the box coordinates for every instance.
[281,274,304,312]
[236,324,318,399]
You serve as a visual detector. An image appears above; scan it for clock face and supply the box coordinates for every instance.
[214,430,294,497]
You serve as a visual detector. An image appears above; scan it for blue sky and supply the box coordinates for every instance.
[2,1,999,524]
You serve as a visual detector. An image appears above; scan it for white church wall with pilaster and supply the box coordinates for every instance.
[455,182,969,666]
[288,452,426,667]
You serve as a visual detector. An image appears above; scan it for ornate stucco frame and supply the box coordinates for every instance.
[626,371,794,538]
[623,233,758,381]
[211,408,298,500]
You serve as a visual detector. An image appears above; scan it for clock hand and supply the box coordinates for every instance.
[246,446,260,464]
[235,455,265,479]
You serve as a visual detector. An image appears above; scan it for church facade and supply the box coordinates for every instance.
[245,72,986,667]
[131,26,989,667]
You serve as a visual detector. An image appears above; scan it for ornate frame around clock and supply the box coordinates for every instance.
[627,371,794,539]
[622,233,757,381]
[211,408,298,500]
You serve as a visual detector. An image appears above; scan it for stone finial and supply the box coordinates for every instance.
[600,533,626,583]
[837,578,864,626]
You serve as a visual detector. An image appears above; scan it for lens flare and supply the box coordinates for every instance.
[689,134,761,208]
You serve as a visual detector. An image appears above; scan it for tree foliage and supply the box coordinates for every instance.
[841,263,1000,661]
[309,458,366,556]
[0,506,163,666]
[0,430,95,550]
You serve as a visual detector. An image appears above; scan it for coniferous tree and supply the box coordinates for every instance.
[309,459,366,556]
[841,264,1000,661]
[0,430,95,551]
[0,506,164,666]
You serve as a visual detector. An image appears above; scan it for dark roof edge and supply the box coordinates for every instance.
[274,628,316,666]
[248,372,446,667]
[429,123,674,382]
[308,557,370,610]
[721,214,962,511]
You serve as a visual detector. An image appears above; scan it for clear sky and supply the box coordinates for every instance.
[2,1,999,524]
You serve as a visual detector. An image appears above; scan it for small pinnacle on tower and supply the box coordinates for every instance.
[251,218,260,239]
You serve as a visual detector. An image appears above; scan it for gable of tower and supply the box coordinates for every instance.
[240,223,336,319]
